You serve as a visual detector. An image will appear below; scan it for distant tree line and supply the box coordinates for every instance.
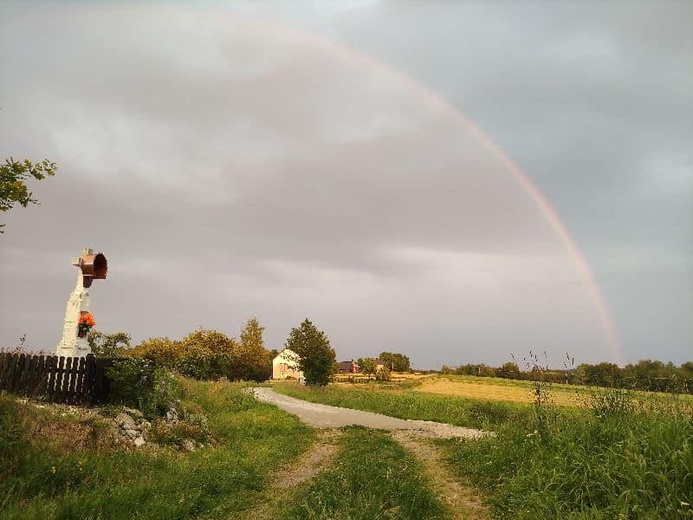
[440,359,693,394]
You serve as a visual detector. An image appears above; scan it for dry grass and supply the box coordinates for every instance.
[414,376,693,410]
[415,378,584,407]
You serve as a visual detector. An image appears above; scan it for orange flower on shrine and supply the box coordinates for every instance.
[78,312,96,336]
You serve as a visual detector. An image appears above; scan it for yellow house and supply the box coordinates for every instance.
[272,348,304,380]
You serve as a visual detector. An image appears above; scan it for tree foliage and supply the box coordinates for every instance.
[236,316,271,381]
[357,357,377,379]
[444,358,693,394]
[496,361,521,380]
[285,319,336,386]
[379,351,411,372]
[126,318,272,382]
[0,157,57,233]
[375,366,391,381]
[87,330,131,357]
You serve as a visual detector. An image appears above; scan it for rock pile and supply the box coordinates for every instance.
[113,408,150,447]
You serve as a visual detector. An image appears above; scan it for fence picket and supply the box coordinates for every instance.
[45,355,56,398]
[0,352,114,406]
[9,354,22,393]
[67,357,78,405]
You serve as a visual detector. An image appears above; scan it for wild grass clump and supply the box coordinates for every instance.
[283,427,446,520]
[439,388,693,519]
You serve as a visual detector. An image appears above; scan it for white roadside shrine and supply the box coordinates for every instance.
[55,247,107,358]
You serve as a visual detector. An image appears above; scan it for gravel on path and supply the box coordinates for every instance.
[252,387,487,439]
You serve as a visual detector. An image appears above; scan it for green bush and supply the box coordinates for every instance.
[106,358,180,418]
[127,325,271,382]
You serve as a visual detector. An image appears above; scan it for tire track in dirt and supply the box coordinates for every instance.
[241,429,342,520]
[250,388,491,519]
[391,430,491,520]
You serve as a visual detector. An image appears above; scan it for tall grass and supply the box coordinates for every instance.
[0,379,313,519]
[282,426,446,520]
[276,381,692,518]
[439,388,693,519]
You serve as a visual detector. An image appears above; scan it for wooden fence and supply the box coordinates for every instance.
[0,352,114,405]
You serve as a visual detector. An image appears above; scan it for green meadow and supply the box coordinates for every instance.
[2,374,691,519]
[275,379,693,519]
[0,380,313,519]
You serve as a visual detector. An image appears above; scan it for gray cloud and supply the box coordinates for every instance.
[1,2,690,367]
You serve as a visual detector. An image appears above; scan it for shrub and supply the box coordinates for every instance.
[127,325,272,382]
[106,358,180,418]
[375,366,391,381]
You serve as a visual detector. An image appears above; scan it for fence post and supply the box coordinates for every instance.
[0,353,10,391]
[55,356,67,404]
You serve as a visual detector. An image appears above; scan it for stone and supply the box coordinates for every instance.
[133,436,146,447]
[165,409,179,424]
[181,439,195,452]
[115,413,137,431]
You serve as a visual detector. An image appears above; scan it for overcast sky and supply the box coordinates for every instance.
[1,1,690,369]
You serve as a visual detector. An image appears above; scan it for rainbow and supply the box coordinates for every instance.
[77,6,625,364]
[249,17,624,364]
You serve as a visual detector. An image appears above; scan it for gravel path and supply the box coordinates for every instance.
[252,387,487,439]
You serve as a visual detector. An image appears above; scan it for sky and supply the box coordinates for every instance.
[0,1,691,369]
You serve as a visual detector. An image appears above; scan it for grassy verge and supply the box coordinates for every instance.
[0,379,313,519]
[280,426,446,520]
[438,389,693,519]
[275,381,692,518]
[273,381,537,430]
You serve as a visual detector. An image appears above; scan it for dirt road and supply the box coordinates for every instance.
[252,387,486,439]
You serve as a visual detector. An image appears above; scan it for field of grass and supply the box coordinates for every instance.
[275,379,693,519]
[0,379,314,519]
[4,373,690,519]
[282,427,446,520]
[414,375,587,406]
[274,380,539,430]
[415,374,693,408]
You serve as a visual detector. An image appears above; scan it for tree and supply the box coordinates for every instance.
[379,351,411,372]
[497,362,521,380]
[237,316,272,381]
[285,319,336,386]
[392,353,411,372]
[357,357,377,379]
[0,157,57,233]
[179,328,238,380]
[379,352,394,370]
[87,330,131,357]
[375,366,391,381]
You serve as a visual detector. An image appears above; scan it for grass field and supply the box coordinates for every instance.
[414,375,587,406]
[0,379,314,519]
[282,427,446,520]
[0,379,450,520]
[275,378,693,519]
[3,374,691,519]
[275,379,538,430]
